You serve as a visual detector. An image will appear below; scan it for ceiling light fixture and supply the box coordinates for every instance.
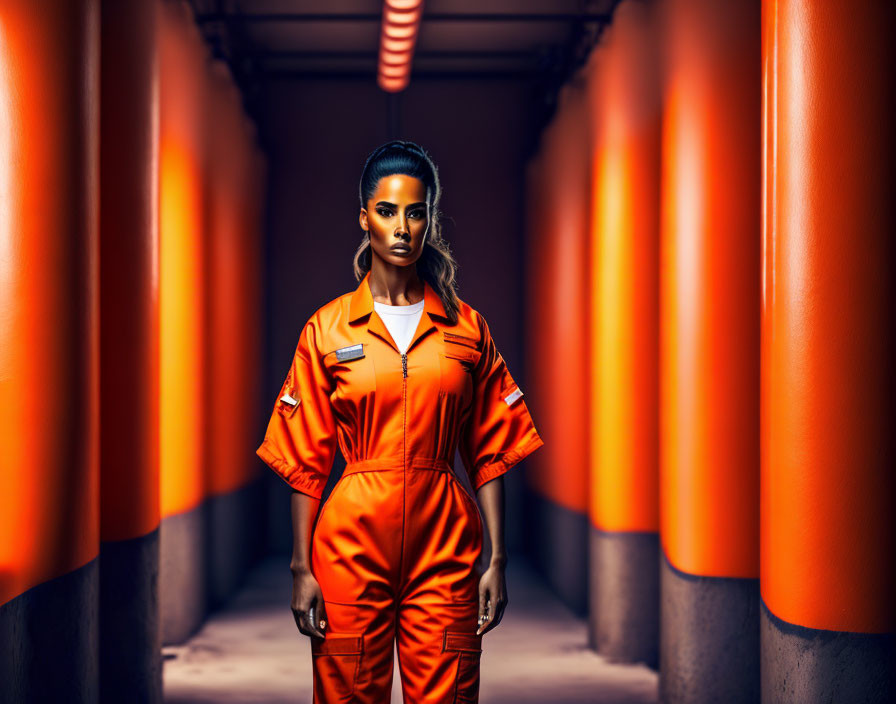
[377,0,423,92]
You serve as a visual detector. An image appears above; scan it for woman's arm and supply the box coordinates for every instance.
[475,475,508,635]
[289,490,327,639]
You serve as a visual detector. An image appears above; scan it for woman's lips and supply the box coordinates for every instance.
[390,246,411,254]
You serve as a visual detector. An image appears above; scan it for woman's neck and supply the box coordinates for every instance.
[368,264,424,306]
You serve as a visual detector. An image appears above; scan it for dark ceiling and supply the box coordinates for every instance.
[187,0,621,125]
[189,1,615,76]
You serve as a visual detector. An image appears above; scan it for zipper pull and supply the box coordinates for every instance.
[401,352,408,378]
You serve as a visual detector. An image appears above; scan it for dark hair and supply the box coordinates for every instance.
[353,140,460,324]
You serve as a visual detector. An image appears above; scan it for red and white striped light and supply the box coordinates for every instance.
[377,0,423,92]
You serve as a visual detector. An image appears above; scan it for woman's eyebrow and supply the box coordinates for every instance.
[375,201,427,208]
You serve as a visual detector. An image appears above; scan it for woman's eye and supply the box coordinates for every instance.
[376,208,424,219]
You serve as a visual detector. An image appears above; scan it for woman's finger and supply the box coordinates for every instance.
[477,586,488,630]
[316,598,328,635]
[477,597,492,635]
[307,600,326,639]
[292,606,312,637]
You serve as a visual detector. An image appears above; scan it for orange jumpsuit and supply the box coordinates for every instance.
[257,271,544,703]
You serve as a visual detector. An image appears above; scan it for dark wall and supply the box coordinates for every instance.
[258,77,540,554]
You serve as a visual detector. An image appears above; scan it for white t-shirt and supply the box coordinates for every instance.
[373,298,425,354]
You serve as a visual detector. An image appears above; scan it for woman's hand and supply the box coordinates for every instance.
[476,561,507,635]
[475,475,508,636]
[291,566,328,639]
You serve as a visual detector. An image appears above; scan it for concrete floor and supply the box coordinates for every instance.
[163,557,658,704]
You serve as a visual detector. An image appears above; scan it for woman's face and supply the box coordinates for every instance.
[360,174,430,267]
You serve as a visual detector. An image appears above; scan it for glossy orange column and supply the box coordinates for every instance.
[98,0,161,698]
[0,0,100,698]
[761,1,896,700]
[659,0,761,700]
[525,80,591,614]
[204,59,265,605]
[158,0,210,643]
[206,62,262,500]
[100,0,160,544]
[585,0,661,666]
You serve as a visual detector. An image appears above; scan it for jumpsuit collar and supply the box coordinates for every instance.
[348,270,448,354]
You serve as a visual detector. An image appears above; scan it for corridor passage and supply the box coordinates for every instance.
[3,1,893,702]
[162,558,658,704]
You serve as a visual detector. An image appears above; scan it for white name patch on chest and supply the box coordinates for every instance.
[335,343,365,361]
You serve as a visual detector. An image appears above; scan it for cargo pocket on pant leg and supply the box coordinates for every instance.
[443,629,482,703]
[311,632,363,703]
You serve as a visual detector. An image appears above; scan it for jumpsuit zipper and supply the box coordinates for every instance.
[399,351,408,590]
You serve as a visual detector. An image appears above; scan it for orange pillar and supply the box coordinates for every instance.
[659,0,761,700]
[204,59,265,606]
[247,132,268,460]
[158,0,210,644]
[98,0,161,698]
[761,1,896,700]
[525,80,591,614]
[585,0,661,666]
[0,0,100,698]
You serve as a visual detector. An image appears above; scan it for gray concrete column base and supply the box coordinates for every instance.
[523,490,588,616]
[760,597,895,703]
[99,529,161,704]
[0,558,98,703]
[206,479,266,610]
[659,548,759,703]
[588,527,658,668]
[160,505,206,645]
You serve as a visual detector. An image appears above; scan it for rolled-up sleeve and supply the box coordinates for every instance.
[256,315,337,499]
[459,313,545,490]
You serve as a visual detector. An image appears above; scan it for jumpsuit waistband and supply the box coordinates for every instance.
[343,456,453,476]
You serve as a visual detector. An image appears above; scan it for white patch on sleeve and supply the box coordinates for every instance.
[503,386,523,406]
[279,392,299,406]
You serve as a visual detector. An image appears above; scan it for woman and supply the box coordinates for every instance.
[257,140,544,703]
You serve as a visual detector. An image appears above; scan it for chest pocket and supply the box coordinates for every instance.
[438,332,480,403]
[327,342,377,402]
